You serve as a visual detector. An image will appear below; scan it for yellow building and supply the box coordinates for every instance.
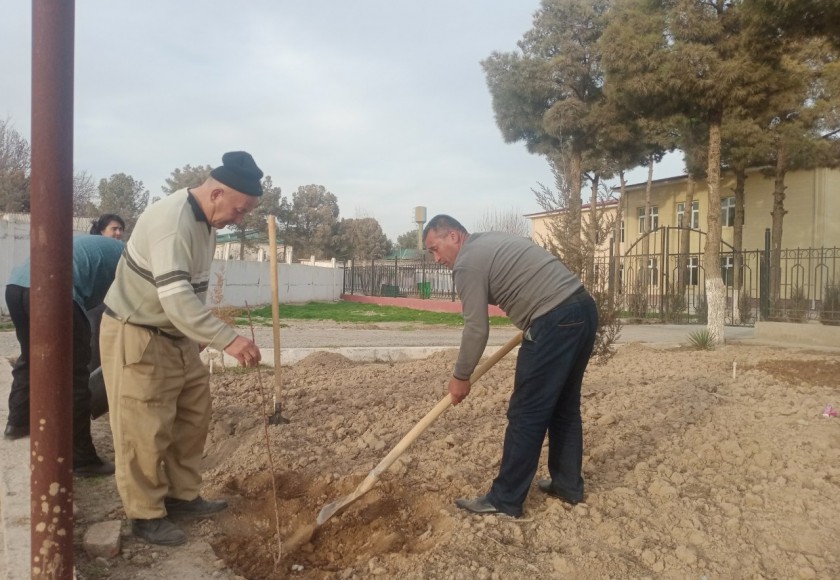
[527,167,840,255]
[525,167,840,324]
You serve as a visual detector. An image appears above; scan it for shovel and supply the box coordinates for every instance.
[316,331,523,526]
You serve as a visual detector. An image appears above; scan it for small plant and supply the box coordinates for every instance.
[737,289,754,324]
[695,294,708,324]
[820,283,840,326]
[209,269,238,327]
[626,280,648,319]
[662,285,687,323]
[786,285,808,322]
[590,288,622,364]
[688,328,714,350]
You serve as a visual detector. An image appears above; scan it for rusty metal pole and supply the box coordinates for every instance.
[30,0,76,578]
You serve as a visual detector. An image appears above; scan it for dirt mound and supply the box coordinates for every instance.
[295,351,356,371]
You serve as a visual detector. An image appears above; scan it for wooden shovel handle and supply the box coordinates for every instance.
[365,331,524,483]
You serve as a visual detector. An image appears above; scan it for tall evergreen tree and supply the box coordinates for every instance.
[602,0,781,345]
[285,184,340,260]
[482,0,611,255]
[162,163,213,195]
[97,173,150,235]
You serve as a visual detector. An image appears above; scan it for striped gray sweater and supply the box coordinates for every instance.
[104,188,238,350]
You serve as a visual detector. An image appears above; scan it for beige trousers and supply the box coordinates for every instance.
[100,314,211,519]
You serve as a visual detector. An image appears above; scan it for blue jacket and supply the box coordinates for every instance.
[7,235,125,310]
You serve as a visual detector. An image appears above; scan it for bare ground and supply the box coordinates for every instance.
[74,342,840,579]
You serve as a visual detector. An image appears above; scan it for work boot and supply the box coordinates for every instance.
[73,460,116,478]
[131,518,187,546]
[454,494,503,515]
[537,479,582,505]
[3,424,29,440]
[164,496,228,518]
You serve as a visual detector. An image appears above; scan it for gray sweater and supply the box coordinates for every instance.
[452,232,583,379]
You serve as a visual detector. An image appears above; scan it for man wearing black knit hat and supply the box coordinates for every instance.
[100,151,264,546]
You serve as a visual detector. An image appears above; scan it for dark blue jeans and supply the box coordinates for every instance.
[487,289,598,517]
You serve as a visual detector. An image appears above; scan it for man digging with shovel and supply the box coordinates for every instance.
[423,214,598,518]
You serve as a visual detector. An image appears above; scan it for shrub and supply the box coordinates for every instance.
[590,288,622,364]
[626,280,648,319]
[688,329,714,350]
[737,289,754,324]
[820,283,840,326]
[662,285,687,323]
[695,294,708,324]
[787,285,808,322]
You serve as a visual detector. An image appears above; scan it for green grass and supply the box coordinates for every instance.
[231,301,512,327]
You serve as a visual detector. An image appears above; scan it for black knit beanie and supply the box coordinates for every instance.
[210,151,264,196]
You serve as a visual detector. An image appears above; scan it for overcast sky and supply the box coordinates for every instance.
[2,1,684,240]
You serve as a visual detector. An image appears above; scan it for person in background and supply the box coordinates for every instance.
[422,214,598,518]
[88,213,126,371]
[3,235,124,477]
[100,151,264,546]
[89,213,125,239]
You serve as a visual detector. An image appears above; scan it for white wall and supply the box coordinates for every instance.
[0,217,344,314]
[208,260,343,307]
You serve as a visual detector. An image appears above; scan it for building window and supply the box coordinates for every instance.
[620,220,625,243]
[688,256,699,286]
[721,255,733,287]
[648,258,658,286]
[677,200,699,229]
[721,196,736,227]
[638,206,659,233]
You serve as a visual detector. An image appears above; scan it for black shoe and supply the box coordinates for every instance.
[164,496,228,518]
[537,479,582,505]
[455,494,502,515]
[73,461,116,478]
[131,517,187,546]
[4,424,29,440]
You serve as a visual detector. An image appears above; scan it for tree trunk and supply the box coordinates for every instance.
[614,172,626,297]
[569,148,583,275]
[238,230,247,260]
[770,147,787,305]
[678,176,695,291]
[732,167,747,323]
[642,156,654,290]
[587,175,598,286]
[704,114,725,346]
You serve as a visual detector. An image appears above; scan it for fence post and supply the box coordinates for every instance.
[760,228,770,319]
[422,253,427,299]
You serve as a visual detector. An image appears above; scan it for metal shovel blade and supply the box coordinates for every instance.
[315,332,523,527]
[316,475,376,525]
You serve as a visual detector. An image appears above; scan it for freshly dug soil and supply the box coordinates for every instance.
[75,343,840,579]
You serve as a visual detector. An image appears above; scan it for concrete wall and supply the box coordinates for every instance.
[0,217,344,313]
[208,260,343,307]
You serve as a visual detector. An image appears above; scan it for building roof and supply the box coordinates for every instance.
[215,229,282,244]
[524,198,619,219]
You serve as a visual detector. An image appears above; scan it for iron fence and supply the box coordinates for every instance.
[341,236,840,328]
[343,256,456,300]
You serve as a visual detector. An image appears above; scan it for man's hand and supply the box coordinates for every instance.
[448,376,471,405]
[224,336,262,367]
